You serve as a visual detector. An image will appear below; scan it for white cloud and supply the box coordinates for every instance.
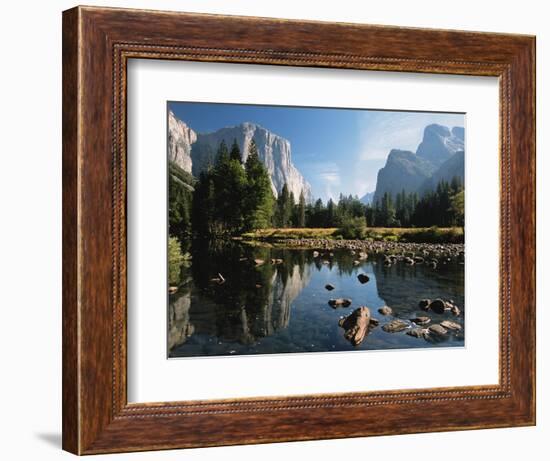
[314,162,341,201]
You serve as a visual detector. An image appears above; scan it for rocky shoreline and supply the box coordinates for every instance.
[243,237,464,267]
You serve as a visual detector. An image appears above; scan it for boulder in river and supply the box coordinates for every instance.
[357,273,370,284]
[254,259,265,266]
[428,324,448,336]
[325,284,335,291]
[419,299,431,310]
[378,305,393,316]
[168,286,178,294]
[410,316,431,326]
[313,251,320,258]
[382,319,409,333]
[338,306,372,346]
[451,305,461,316]
[427,299,446,314]
[328,298,352,308]
[440,320,462,331]
[407,328,429,339]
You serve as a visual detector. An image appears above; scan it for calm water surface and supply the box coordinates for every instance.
[168,242,464,358]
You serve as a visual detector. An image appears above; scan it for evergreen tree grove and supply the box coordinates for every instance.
[243,140,275,231]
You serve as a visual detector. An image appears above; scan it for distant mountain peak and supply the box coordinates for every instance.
[359,191,375,205]
[416,123,464,166]
[372,123,465,204]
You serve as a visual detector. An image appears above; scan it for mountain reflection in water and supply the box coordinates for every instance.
[168,241,464,358]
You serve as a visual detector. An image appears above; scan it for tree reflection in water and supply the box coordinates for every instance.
[168,241,464,357]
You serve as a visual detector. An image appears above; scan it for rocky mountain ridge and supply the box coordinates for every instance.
[168,111,313,202]
[373,123,465,203]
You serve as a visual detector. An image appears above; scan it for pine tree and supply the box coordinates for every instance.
[327,198,336,227]
[243,140,274,230]
[297,191,306,227]
[192,170,215,236]
[275,183,292,227]
[229,138,242,163]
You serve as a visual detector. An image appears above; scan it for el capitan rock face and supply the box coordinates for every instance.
[168,112,312,201]
[168,110,197,173]
[373,124,464,203]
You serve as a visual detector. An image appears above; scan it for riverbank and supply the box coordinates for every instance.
[241,226,464,244]
[240,237,464,265]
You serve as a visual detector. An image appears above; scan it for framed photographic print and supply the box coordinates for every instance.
[62,6,535,455]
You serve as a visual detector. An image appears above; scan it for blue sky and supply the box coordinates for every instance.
[169,102,464,202]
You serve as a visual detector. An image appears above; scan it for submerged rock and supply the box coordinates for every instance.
[357,273,370,284]
[382,319,409,333]
[328,298,352,308]
[325,284,335,291]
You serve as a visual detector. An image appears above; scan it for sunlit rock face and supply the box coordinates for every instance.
[168,111,197,173]
[168,111,312,202]
[194,122,313,202]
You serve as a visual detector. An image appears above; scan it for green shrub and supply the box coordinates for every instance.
[336,217,367,240]
[383,234,399,242]
[168,236,185,285]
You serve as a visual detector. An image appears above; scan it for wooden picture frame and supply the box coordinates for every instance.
[62,5,536,455]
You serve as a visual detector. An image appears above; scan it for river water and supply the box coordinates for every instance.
[168,241,464,358]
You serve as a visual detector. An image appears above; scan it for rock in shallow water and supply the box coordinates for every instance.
[325,284,335,291]
[339,306,372,346]
[410,316,431,326]
[357,273,370,284]
[382,319,409,333]
[328,298,352,308]
[378,305,393,316]
[419,299,431,310]
[440,320,462,331]
[407,328,430,339]
[428,324,448,336]
[428,299,446,314]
